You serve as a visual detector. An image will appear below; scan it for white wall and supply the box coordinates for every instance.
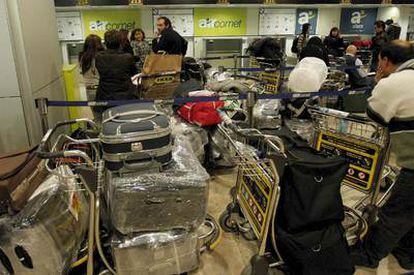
[317,7,342,36]
[0,0,68,153]
[0,0,29,153]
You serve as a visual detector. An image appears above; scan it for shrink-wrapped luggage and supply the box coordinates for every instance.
[108,139,209,234]
[0,167,88,274]
[112,230,199,275]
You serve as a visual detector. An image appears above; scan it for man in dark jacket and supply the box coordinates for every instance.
[370,21,389,72]
[344,45,374,88]
[152,17,188,56]
[386,19,402,41]
[95,30,137,117]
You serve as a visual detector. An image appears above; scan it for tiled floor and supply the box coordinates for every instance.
[196,168,414,275]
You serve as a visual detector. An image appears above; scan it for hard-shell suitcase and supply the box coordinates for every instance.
[0,168,89,274]
[0,147,48,215]
[101,103,172,172]
[112,230,199,275]
[107,140,209,234]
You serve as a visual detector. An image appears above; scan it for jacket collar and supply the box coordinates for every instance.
[396,59,414,72]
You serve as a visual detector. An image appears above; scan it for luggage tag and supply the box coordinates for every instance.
[69,191,80,222]
[64,169,81,222]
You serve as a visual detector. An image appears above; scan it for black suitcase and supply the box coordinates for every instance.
[101,103,172,172]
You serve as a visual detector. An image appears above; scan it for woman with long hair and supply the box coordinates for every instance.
[130,28,151,71]
[118,29,134,56]
[79,34,104,119]
[323,27,345,57]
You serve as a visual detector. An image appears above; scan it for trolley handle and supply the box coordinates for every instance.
[230,74,268,84]
[307,105,371,123]
[38,118,96,154]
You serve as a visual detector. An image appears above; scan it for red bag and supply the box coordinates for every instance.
[178,101,225,127]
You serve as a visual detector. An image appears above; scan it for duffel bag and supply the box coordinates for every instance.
[275,128,348,232]
[276,223,354,275]
[177,101,224,127]
[0,147,48,215]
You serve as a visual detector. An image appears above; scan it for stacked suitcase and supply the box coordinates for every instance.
[101,103,210,275]
[0,167,89,274]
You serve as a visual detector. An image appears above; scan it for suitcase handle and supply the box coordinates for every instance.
[103,110,164,124]
[123,159,160,171]
[144,197,165,204]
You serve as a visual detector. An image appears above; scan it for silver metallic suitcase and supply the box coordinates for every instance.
[0,168,89,275]
[112,230,199,275]
[101,103,172,172]
[107,140,209,234]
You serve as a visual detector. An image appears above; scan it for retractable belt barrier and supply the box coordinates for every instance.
[42,87,371,108]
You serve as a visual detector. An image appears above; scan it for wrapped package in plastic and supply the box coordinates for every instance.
[172,119,209,162]
[108,139,210,234]
[112,229,199,275]
[288,57,328,93]
[0,166,89,275]
[285,119,315,144]
[253,99,282,130]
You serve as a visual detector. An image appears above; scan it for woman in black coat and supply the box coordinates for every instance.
[323,27,345,57]
[94,30,138,119]
[300,36,330,66]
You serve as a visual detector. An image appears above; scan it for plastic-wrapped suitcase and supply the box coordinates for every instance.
[107,139,209,234]
[112,230,199,275]
[0,167,89,274]
[101,103,172,172]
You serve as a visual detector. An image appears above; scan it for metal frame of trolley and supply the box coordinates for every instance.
[217,122,287,271]
[307,106,397,242]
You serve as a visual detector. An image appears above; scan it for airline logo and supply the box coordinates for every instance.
[298,10,317,25]
[89,20,136,31]
[198,18,242,29]
[351,10,368,29]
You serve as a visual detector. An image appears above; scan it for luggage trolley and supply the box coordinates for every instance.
[36,119,108,275]
[217,123,287,272]
[307,106,396,242]
[249,56,285,94]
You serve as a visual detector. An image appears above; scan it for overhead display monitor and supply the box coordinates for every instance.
[295,8,318,35]
[153,9,194,37]
[340,8,378,35]
[259,8,296,36]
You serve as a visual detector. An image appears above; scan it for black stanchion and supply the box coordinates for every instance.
[35,97,49,135]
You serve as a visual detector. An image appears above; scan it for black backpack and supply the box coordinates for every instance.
[291,36,300,54]
[269,128,353,275]
[271,128,348,232]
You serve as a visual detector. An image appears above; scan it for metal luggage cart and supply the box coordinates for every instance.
[249,56,285,94]
[217,123,286,272]
[37,119,108,275]
[307,106,396,242]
